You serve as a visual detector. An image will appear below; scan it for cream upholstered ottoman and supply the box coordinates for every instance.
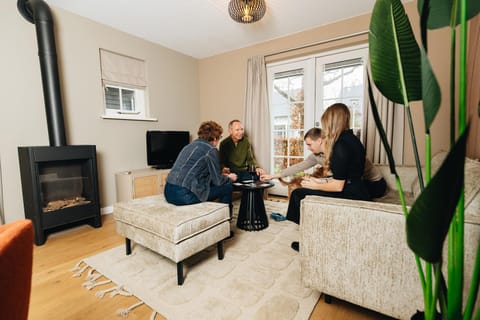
[113,195,230,285]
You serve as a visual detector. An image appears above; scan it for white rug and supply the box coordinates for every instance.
[71,200,320,320]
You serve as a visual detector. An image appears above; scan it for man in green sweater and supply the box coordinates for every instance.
[219,120,265,181]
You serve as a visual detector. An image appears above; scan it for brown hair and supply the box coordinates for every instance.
[197,121,223,142]
[304,127,323,140]
[321,103,351,170]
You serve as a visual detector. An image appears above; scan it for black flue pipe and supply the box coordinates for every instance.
[18,0,67,146]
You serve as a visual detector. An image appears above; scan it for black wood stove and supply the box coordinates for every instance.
[17,0,101,245]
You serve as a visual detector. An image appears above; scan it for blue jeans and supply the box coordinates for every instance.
[164,182,233,205]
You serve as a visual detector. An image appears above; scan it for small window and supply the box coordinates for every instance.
[99,49,155,121]
[103,84,146,118]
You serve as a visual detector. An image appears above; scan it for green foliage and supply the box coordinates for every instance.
[406,127,468,263]
[369,0,422,105]
[417,0,480,29]
[368,0,479,318]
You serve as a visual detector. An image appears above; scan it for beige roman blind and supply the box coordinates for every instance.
[99,49,146,87]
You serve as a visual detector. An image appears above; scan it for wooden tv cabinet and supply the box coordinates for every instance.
[115,168,170,202]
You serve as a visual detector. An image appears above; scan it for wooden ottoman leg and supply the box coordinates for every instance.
[177,261,184,285]
[217,241,224,260]
[125,238,132,255]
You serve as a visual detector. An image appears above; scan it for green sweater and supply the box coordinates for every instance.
[218,136,257,172]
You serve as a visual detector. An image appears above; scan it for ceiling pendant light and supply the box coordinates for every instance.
[228,0,266,24]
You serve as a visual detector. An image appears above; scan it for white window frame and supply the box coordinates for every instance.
[99,49,156,121]
[314,44,369,142]
[102,82,150,120]
[266,44,369,196]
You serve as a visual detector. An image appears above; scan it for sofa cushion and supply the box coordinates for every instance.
[374,188,415,206]
[113,195,230,244]
[410,152,480,224]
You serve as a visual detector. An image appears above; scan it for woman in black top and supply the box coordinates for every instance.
[286,103,370,251]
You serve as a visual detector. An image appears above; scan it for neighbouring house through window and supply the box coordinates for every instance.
[99,49,155,121]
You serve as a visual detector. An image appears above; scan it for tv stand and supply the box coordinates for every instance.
[152,165,171,170]
[115,168,170,202]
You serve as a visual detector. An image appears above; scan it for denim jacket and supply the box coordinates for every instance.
[166,138,230,201]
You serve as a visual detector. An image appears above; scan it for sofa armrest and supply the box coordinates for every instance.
[299,195,422,319]
[299,194,480,319]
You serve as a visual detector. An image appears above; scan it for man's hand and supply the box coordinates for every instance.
[256,167,266,176]
[222,167,231,176]
[227,173,238,182]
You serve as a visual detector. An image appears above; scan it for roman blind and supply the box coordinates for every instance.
[99,49,146,87]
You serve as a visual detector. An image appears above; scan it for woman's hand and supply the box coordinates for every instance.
[260,173,279,181]
[300,176,328,189]
[227,173,237,182]
[256,167,266,176]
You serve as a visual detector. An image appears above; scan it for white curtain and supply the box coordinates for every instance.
[244,56,271,172]
[365,85,405,165]
[467,15,480,158]
[0,158,4,225]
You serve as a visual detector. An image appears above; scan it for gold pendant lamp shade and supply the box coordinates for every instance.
[228,0,266,24]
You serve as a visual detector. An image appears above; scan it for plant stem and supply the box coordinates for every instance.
[396,175,427,288]
[448,0,468,317]
[406,106,424,190]
[464,240,480,319]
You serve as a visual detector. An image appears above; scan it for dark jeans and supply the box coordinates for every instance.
[164,182,233,206]
[365,178,387,199]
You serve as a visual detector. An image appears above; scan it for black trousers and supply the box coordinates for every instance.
[365,178,387,199]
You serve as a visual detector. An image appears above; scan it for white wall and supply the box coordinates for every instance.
[0,2,200,222]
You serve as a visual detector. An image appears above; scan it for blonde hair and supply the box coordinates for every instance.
[321,103,351,171]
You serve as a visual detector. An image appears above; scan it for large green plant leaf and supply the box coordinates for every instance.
[367,74,397,174]
[418,0,480,29]
[406,126,468,263]
[420,47,441,132]
[369,0,422,105]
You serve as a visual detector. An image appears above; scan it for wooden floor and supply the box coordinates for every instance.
[29,212,395,320]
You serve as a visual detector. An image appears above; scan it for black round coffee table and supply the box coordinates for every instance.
[234,180,274,231]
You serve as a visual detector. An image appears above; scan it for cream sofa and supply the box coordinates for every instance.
[299,153,480,319]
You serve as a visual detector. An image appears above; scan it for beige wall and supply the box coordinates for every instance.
[199,1,458,168]
[1,1,475,224]
[0,2,200,222]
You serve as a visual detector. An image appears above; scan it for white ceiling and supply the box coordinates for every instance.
[47,0,379,59]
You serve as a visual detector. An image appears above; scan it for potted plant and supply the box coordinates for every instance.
[368,0,480,319]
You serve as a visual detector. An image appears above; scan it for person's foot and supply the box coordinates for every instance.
[291,241,299,252]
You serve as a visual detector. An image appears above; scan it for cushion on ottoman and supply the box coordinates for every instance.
[113,195,230,244]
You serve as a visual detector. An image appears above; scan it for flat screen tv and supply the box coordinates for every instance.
[146,131,190,169]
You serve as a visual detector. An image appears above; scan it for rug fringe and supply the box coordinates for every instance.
[69,259,84,272]
[116,301,144,318]
[83,278,112,290]
[71,264,88,278]
[85,267,98,280]
[79,267,110,290]
[95,284,120,298]
[149,310,157,320]
[110,285,132,297]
